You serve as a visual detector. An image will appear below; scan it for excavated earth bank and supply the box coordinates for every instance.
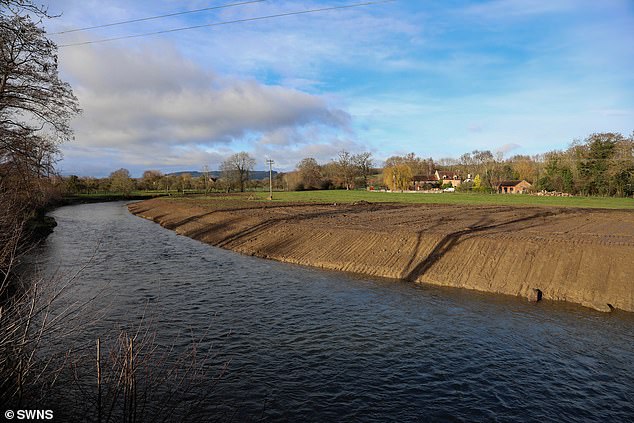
[129,197,634,312]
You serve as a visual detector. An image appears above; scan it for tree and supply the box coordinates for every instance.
[296,157,322,190]
[509,155,538,182]
[610,135,634,197]
[384,153,435,178]
[1,4,80,186]
[473,174,483,191]
[82,176,99,194]
[140,170,162,191]
[179,173,192,193]
[537,151,575,193]
[336,150,356,190]
[1,0,79,275]
[353,152,374,188]
[576,133,622,196]
[220,152,255,192]
[64,175,84,194]
[384,164,413,191]
[471,150,495,188]
[109,168,134,195]
[488,162,515,190]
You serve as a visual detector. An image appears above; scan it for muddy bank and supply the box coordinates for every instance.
[129,197,634,312]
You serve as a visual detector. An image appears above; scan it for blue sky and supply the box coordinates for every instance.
[43,0,634,176]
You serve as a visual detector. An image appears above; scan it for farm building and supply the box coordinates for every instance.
[497,180,532,194]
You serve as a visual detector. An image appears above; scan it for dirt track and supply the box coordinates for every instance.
[129,197,634,312]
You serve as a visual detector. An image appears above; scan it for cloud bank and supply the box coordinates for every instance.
[59,42,351,175]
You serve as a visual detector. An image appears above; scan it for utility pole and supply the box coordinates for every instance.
[266,159,274,200]
[203,164,209,194]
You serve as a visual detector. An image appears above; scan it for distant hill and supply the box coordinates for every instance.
[168,170,278,180]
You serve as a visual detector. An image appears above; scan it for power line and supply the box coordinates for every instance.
[50,0,267,35]
[58,0,396,48]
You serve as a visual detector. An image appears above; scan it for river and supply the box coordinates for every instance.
[27,201,634,422]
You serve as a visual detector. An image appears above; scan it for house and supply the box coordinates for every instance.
[411,170,463,190]
[435,170,462,187]
[497,180,532,194]
[412,175,438,190]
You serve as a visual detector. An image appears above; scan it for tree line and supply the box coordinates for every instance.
[425,132,634,196]
[61,152,262,195]
[60,151,377,195]
[282,132,633,196]
[60,132,634,198]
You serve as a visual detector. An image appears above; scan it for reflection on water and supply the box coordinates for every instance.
[28,201,634,422]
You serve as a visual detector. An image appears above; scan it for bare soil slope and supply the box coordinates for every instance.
[129,197,634,312]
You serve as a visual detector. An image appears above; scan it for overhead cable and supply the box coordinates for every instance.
[58,0,396,47]
[51,0,267,35]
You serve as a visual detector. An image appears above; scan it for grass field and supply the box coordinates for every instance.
[237,190,634,209]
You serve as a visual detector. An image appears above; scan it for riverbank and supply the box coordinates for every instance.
[128,196,634,312]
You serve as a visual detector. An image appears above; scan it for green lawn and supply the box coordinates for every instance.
[243,190,634,209]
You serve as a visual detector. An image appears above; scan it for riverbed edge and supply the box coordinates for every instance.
[127,199,634,313]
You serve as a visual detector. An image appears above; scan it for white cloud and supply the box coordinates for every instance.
[58,40,350,173]
[252,134,366,170]
[495,143,521,156]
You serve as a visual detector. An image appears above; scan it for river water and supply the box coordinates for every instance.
[28,201,634,422]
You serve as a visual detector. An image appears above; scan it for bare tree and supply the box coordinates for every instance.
[0,5,80,178]
[336,150,356,190]
[220,152,255,192]
[1,0,50,17]
[353,152,373,188]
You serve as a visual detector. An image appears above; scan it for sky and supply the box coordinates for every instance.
[41,0,634,177]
